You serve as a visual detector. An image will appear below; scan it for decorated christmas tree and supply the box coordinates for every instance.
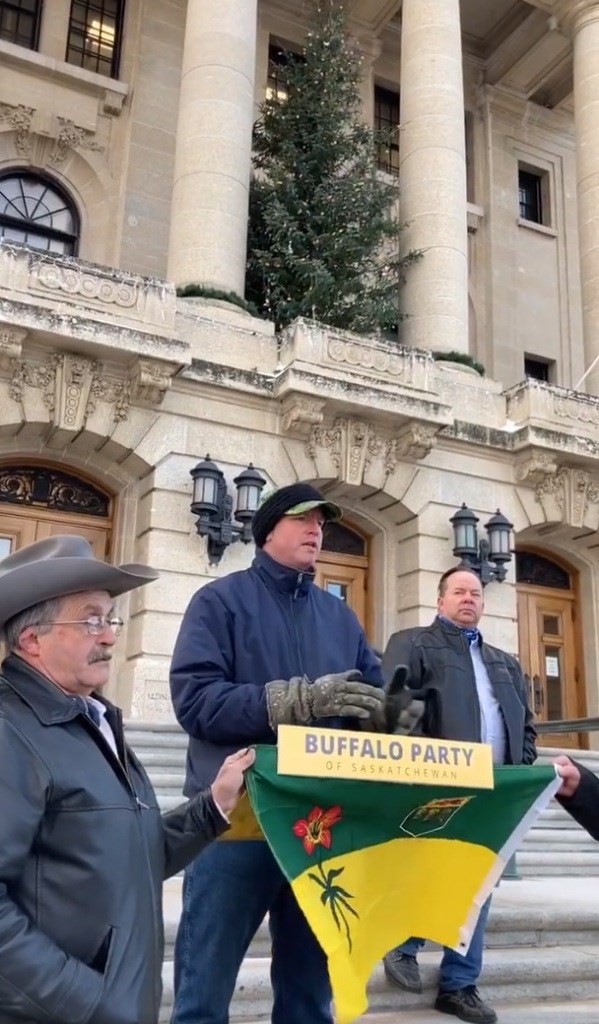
[246,1,419,335]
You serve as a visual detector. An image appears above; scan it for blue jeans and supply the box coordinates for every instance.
[397,895,492,992]
[172,840,333,1024]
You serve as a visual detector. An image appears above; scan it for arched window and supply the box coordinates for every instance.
[515,550,571,590]
[0,173,79,255]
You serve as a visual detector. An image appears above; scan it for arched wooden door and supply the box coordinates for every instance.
[315,520,370,635]
[516,550,586,749]
[0,464,113,561]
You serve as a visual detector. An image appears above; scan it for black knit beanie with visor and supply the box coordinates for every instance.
[251,483,342,549]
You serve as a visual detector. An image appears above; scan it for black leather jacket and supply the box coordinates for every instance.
[558,762,599,840]
[0,655,228,1024]
[382,617,536,765]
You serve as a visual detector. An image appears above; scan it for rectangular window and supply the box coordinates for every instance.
[518,166,550,226]
[266,41,302,103]
[66,0,124,78]
[374,85,399,175]
[0,0,42,49]
[525,356,554,383]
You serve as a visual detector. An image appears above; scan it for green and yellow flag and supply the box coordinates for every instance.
[244,745,560,1024]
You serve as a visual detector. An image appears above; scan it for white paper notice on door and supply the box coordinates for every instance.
[545,655,560,677]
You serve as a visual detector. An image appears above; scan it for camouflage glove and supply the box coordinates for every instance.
[379,665,425,735]
[264,670,386,730]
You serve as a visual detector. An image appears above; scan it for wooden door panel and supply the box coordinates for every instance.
[316,559,366,629]
[517,587,581,749]
[0,513,37,555]
[34,519,109,559]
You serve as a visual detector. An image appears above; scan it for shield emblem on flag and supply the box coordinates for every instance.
[399,796,474,837]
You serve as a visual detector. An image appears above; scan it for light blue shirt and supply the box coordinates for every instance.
[469,642,507,764]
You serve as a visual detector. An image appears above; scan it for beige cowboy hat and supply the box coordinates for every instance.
[0,534,158,628]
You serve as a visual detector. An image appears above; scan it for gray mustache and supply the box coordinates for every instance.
[88,653,112,664]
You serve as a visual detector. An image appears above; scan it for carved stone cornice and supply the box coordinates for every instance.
[280,393,326,436]
[306,417,438,484]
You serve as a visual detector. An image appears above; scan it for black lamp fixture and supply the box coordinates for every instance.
[190,455,267,565]
[449,504,513,585]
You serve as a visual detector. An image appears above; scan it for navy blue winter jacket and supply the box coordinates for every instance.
[170,549,383,794]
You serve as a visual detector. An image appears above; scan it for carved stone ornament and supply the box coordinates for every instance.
[129,358,174,406]
[281,394,326,436]
[49,117,104,168]
[306,417,438,482]
[339,417,374,486]
[89,372,132,423]
[0,103,34,157]
[515,450,560,486]
[0,328,27,375]
[29,260,138,309]
[389,423,438,465]
[54,353,98,432]
[9,355,58,411]
[305,421,342,467]
[326,336,409,379]
[6,352,173,427]
[552,392,599,429]
[532,464,599,529]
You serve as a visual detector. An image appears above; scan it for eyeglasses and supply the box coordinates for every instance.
[36,616,124,637]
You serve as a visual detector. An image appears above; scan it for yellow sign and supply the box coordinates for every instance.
[277,726,494,789]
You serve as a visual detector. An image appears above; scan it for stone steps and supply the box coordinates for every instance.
[161,875,599,961]
[159,1005,599,1024]
[125,724,599,1022]
[125,724,599,875]
[158,945,599,1023]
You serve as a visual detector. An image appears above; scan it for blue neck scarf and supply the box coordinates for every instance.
[439,615,480,647]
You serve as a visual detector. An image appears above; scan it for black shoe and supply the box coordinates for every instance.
[435,986,497,1023]
[383,950,422,993]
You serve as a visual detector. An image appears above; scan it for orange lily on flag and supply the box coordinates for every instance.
[293,805,343,854]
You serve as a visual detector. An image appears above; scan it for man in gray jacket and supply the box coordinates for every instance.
[382,567,536,1024]
[0,535,253,1024]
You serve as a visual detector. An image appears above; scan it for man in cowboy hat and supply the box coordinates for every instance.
[170,482,387,1024]
[0,534,254,1024]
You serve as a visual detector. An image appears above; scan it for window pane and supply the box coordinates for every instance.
[525,357,551,382]
[0,536,13,558]
[66,0,123,78]
[0,466,110,516]
[321,521,365,556]
[543,615,560,636]
[515,552,570,590]
[325,582,348,602]
[0,174,79,255]
[519,169,543,223]
[544,645,563,721]
[0,0,42,49]
[375,86,399,175]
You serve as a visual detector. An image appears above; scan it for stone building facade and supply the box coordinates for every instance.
[0,0,598,745]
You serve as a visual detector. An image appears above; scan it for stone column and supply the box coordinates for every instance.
[567,1,599,393]
[399,0,469,354]
[168,0,258,297]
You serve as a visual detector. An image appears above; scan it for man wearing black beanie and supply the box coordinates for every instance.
[170,480,386,1024]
